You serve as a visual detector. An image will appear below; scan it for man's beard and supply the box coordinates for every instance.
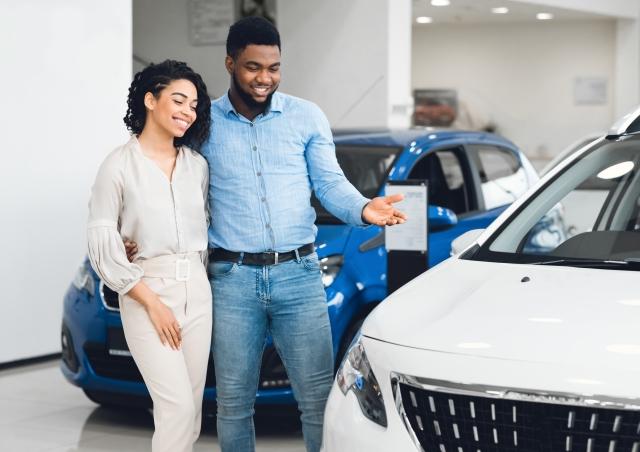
[232,71,277,110]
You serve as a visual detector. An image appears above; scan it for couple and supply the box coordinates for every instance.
[87,17,405,452]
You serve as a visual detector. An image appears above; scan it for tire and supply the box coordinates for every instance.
[83,389,152,410]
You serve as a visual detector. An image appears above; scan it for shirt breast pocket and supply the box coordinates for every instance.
[263,129,307,173]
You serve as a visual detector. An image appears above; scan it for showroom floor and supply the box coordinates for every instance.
[0,361,305,451]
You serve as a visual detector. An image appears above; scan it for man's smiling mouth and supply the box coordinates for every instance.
[252,86,271,96]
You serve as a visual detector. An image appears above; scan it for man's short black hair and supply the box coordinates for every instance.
[226,16,281,59]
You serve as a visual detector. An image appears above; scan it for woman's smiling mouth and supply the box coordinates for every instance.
[173,117,191,130]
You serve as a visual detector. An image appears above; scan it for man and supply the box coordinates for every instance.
[205,17,405,452]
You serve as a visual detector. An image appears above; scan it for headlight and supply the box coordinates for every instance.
[320,255,343,287]
[72,262,95,294]
[336,333,387,427]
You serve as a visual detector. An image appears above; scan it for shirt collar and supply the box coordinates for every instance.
[220,91,284,118]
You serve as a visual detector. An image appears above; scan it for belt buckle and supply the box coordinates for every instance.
[176,258,190,281]
[273,252,279,265]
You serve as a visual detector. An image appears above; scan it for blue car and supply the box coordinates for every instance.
[61,129,538,409]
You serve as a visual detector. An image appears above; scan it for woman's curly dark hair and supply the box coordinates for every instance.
[124,60,211,151]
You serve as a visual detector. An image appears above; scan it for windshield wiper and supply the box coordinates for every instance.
[529,258,640,270]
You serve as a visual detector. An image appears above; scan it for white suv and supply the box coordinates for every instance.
[322,108,640,451]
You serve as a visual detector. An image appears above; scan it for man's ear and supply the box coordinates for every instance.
[225,55,234,75]
[143,92,156,111]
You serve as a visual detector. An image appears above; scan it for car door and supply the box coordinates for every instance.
[406,146,486,266]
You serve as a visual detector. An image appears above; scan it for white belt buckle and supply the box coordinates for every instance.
[176,258,190,281]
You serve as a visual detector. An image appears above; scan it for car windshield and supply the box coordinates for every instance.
[469,137,640,269]
[313,145,401,224]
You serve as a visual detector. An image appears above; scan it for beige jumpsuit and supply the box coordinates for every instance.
[87,137,212,452]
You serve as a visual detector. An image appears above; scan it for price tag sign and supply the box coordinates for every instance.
[385,182,428,252]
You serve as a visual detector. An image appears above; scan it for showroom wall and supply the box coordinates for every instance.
[134,0,413,128]
[413,20,615,158]
[0,0,132,364]
[133,0,229,98]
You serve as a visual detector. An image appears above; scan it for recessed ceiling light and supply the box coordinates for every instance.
[457,342,491,349]
[431,0,450,6]
[528,317,563,323]
[618,299,640,306]
[536,12,554,20]
[565,377,603,385]
[492,7,509,14]
[606,344,640,355]
[416,16,433,24]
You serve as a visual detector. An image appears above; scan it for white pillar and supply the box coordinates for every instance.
[614,16,640,117]
[278,0,412,128]
[387,0,413,128]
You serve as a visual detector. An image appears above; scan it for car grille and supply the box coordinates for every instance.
[392,374,640,452]
[84,328,288,390]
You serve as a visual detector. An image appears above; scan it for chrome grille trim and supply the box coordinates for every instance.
[99,281,120,312]
[393,372,426,451]
[391,373,640,411]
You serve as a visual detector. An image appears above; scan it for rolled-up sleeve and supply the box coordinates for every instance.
[304,103,369,226]
[87,153,143,294]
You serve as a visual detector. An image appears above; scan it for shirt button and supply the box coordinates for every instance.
[256,171,262,176]
[252,146,257,151]
[266,223,271,228]
[250,123,254,127]
[261,197,266,202]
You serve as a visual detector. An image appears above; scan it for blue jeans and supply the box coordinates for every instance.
[209,252,333,452]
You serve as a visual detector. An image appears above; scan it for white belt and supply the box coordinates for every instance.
[136,252,203,282]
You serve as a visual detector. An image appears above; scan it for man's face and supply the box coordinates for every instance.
[226,44,281,109]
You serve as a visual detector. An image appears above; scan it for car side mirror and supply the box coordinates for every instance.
[428,205,458,231]
[451,228,485,255]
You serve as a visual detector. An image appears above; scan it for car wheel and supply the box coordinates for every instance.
[82,389,151,409]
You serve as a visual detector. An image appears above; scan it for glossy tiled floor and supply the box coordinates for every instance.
[0,361,305,452]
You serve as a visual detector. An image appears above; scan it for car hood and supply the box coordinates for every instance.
[314,224,352,257]
[364,258,640,371]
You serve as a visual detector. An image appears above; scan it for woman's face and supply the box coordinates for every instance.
[144,78,198,138]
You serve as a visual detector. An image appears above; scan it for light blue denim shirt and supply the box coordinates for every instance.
[201,92,369,253]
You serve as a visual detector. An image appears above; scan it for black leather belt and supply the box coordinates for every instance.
[209,243,315,266]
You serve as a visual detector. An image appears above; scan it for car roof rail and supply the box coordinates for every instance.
[607,105,640,137]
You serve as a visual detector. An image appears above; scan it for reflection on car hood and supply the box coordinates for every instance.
[363,258,640,370]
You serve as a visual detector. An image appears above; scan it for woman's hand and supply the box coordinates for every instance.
[145,298,182,350]
[126,282,181,350]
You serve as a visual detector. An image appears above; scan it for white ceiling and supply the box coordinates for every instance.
[412,0,615,24]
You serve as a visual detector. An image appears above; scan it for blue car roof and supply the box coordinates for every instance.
[332,128,517,151]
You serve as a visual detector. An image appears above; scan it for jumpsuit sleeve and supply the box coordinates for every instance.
[87,152,143,295]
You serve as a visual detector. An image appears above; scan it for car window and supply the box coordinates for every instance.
[470,145,528,210]
[408,148,473,215]
[473,139,640,263]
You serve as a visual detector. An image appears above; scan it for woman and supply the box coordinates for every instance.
[87,60,212,452]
